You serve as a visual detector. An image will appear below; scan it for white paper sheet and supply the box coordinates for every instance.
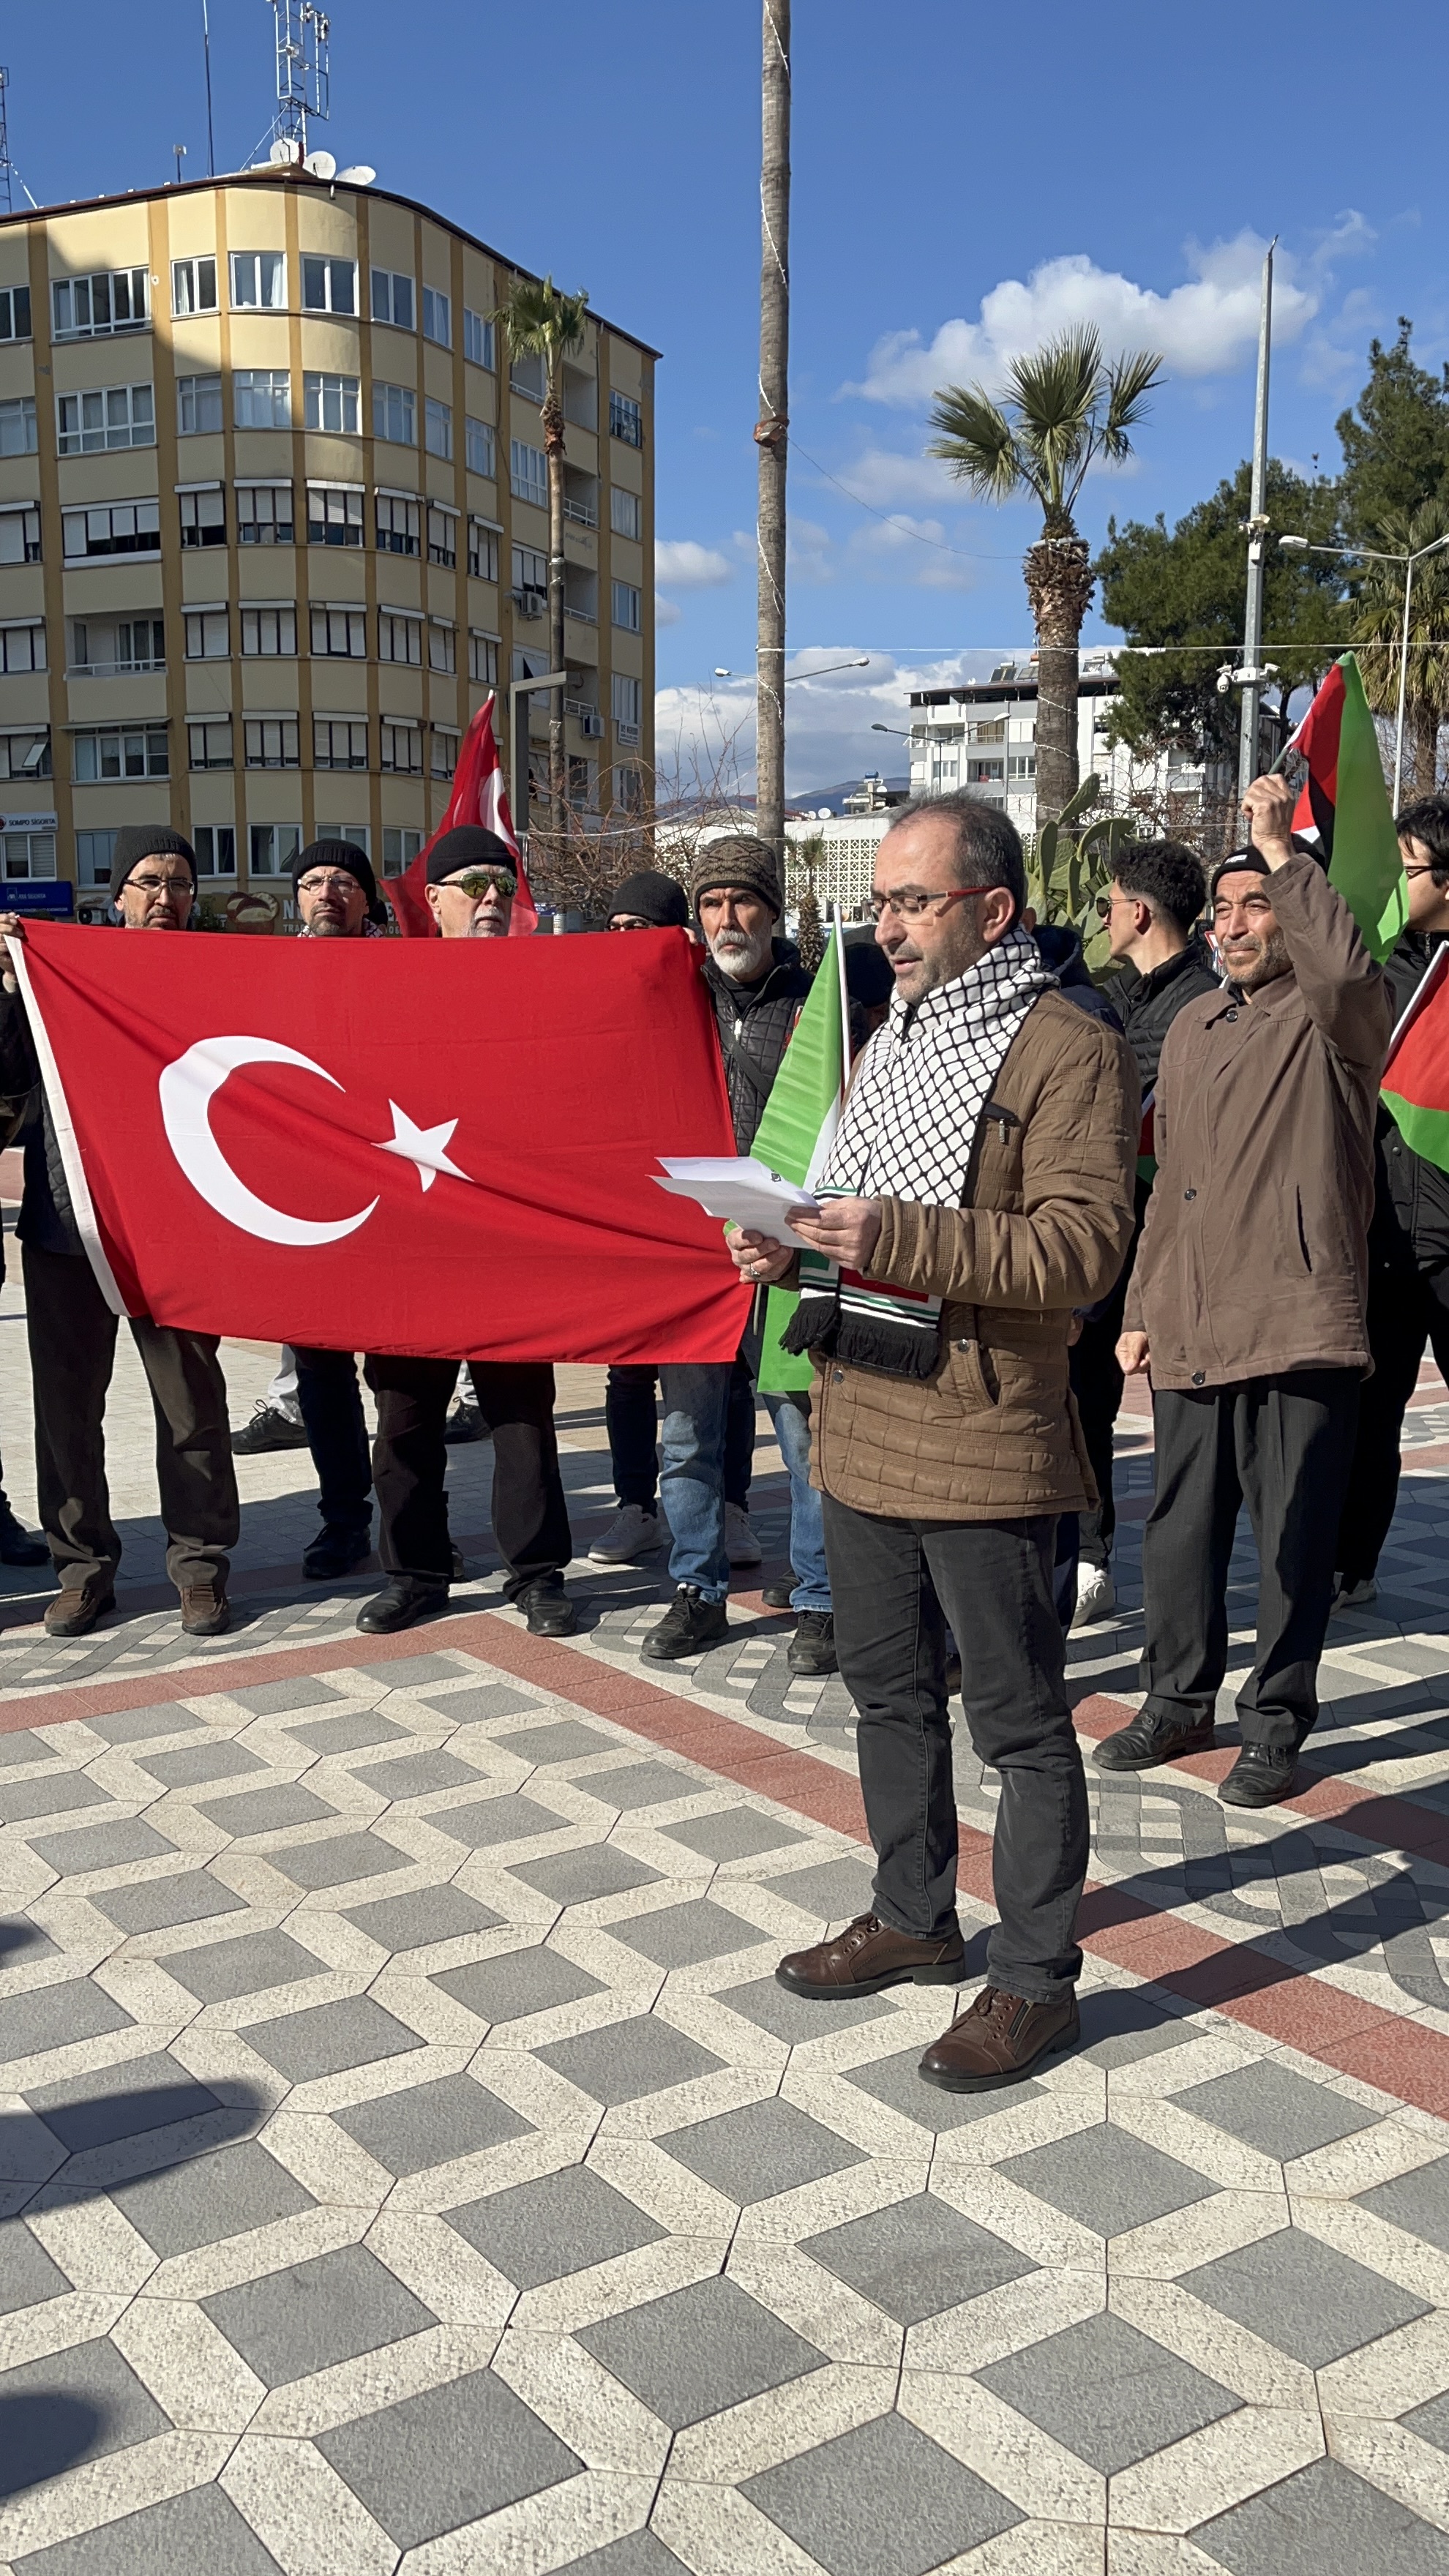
[654,1155,821,1250]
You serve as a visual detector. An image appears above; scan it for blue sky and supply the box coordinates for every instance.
[15,0,1449,792]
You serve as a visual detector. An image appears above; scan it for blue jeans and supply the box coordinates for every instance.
[658,1362,731,1600]
[607,1358,756,1512]
[764,1390,830,1612]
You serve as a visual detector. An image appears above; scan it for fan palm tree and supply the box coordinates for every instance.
[1351,495,1449,799]
[493,274,589,836]
[928,326,1163,825]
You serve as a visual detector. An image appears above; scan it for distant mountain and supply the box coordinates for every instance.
[785,776,910,818]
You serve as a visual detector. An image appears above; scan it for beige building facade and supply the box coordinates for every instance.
[0,167,656,910]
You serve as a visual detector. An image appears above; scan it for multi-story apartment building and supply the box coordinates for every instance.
[908,651,1225,843]
[0,165,656,911]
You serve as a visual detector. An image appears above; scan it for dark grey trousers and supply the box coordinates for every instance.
[23,1241,239,1595]
[1140,1369,1361,1753]
[821,1494,1087,2001]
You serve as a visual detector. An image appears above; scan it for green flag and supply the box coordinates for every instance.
[753,919,851,1393]
[1291,651,1407,962]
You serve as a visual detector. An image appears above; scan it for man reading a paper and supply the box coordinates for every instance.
[730,793,1137,2093]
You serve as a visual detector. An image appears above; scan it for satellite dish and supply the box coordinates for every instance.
[336,164,377,186]
[304,149,336,179]
[269,137,300,164]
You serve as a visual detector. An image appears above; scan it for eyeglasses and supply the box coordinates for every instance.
[1095,892,1138,921]
[866,886,986,922]
[297,871,362,896]
[125,872,193,896]
[1404,863,1438,880]
[449,868,516,900]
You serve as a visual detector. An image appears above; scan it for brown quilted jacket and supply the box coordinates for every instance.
[810,989,1139,1521]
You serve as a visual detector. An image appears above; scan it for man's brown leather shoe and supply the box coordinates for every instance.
[44,1584,114,1639]
[919,1985,1080,2092]
[179,1584,231,1638]
[776,1912,966,1999]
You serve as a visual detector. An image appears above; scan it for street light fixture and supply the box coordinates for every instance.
[711,657,870,684]
[871,722,913,738]
[1278,531,1449,807]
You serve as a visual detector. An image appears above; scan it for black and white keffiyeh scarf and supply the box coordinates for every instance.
[782,926,1055,1379]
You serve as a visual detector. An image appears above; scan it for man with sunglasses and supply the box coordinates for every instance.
[356,825,578,1636]
[0,827,239,1638]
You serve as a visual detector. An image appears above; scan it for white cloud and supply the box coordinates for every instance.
[654,593,681,626]
[849,513,978,592]
[654,648,1014,801]
[788,516,835,583]
[654,539,735,588]
[849,233,1319,408]
[823,449,957,509]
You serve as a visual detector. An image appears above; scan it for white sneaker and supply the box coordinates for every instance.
[1071,1564,1116,1628]
[589,1505,665,1565]
[1330,1573,1377,1616]
[724,1502,763,1568]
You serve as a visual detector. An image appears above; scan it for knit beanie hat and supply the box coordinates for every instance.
[608,869,689,928]
[687,834,782,921]
[424,825,517,886]
[110,825,195,902]
[1208,848,1272,903]
[291,836,384,923]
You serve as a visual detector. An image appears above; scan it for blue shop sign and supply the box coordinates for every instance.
[3,883,75,919]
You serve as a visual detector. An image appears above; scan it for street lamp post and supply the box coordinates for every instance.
[711,657,870,684]
[507,669,569,832]
[1279,532,1449,808]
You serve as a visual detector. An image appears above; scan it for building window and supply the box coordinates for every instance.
[184,607,228,659]
[235,370,291,429]
[465,416,495,478]
[372,381,415,446]
[613,673,642,742]
[310,604,365,656]
[188,719,233,769]
[512,544,547,616]
[0,504,40,565]
[510,351,545,401]
[250,823,301,875]
[241,605,297,657]
[611,580,641,633]
[1,829,56,880]
[378,609,422,665]
[569,755,594,812]
[370,269,413,329]
[610,487,641,541]
[70,616,164,675]
[176,372,223,436]
[307,484,364,547]
[1008,753,1036,781]
[236,482,293,544]
[178,487,225,549]
[428,619,456,674]
[431,726,460,778]
[300,255,356,315]
[314,717,368,769]
[76,828,117,886]
[0,284,31,342]
[616,763,644,813]
[424,397,452,461]
[468,519,499,581]
[0,622,45,673]
[0,397,37,455]
[57,383,154,454]
[314,818,370,854]
[381,721,422,775]
[382,828,422,872]
[609,391,643,447]
[510,438,547,510]
[52,269,149,339]
[377,494,419,556]
[62,500,162,561]
[422,286,451,348]
[172,257,217,316]
[426,504,456,568]
[73,727,169,782]
[244,718,300,769]
[231,251,285,310]
[463,309,493,369]
[469,631,498,685]
[305,373,362,436]
[0,728,50,781]
[967,758,1004,784]
[194,824,236,875]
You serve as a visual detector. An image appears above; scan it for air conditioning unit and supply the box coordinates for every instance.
[509,586,546,620]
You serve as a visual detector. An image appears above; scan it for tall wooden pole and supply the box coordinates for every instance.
[755,0,790,862]
[1237,241,1275,802]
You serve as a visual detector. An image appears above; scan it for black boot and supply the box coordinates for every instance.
[1093,1709,1216,1772]
[231,1401,310,1455]
[444,1399,490,1445]
[0,1495,48,1566]
[788,1610,837,1675]
[1218,1743,1298,1807]
[302,1524,372,1581]
[356,1575,449,1635]
[515,1576,577,1637]
[642,1585,730,1661]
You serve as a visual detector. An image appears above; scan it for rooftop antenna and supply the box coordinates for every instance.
[201,0,216,176]
[173,142,187,186]
[0,70,12,214]
[268,0,329,162]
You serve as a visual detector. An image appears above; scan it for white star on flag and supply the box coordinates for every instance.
[374,1101,473,1193]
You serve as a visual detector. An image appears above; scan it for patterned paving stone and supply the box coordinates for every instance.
[535,2017,726,2107]
[1000,2122,1220,2236]
[260,1829,411,1890]
[1075,1985,1200,2066]
[424,1792,564,1849]
[605,1897,760,1968]
[801,2193,1036,2326]
[1172,2059,1379,2161]
[431,1946,604,2026]
[10,2485,286,2575]
[108,2140,315,2255]
[0,2337,171,2499]
[201,2242,437,2384]
[285,1709,409,1756]
[656,2098,866,2203]
[1191,2453,1449,2575]
[496,1719,618,1766]
[416,1682,540,1722]
[342,1883,503,1951]
[742,2410,1022,2576]
[844,2044,1033,2134]
[26,2051,237,2154]
[230,1678,348,1716]
[571,1761,700,1813]
[316,2366,583,2546]
[661,1808,811,1862]
[240,1995,424,2082]
[512,1844,664,1904]
[715,1974,888,2044]
[552,2540,687,2576]
[135,1740,266,1789]
[444,2163,667,2286]
[365,1655,473,1688]
[0,1730,60,1767]
[0,1977,135,2062]
[28,1819,176,1874]
[0,1916,55,1966]
[334,2073,533,2176]
[979,2310,1239,2473]
[1180,2225,1430,2365]
[762,1856,878,1922]
[80,1704,195,1745]
[577,2274,824,2428]
[0,2220,73,2315]
[156,1927,326,2003]
[0,1770,113,1822]
[1357,2151,1449,2255]
[195,1783,337,1837]
[350,1748,484,1800]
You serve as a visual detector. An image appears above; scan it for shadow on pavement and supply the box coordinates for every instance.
[0,2393,105,2498]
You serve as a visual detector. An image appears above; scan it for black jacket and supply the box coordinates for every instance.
[1373,929,1449,1274]
[0,987,71,1262]
[1104,937,1221,1095]
[703,941,812,1153]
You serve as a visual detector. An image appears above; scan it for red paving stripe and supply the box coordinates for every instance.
[6,1607,1449,2118]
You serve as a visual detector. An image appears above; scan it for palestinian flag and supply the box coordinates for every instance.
[1287,652,1405,962]
[752,918,852,1393]
[1382,943,1449,1172]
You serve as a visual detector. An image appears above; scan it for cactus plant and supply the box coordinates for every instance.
[1025,776,1137,970]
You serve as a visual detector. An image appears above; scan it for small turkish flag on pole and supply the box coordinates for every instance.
[383,693,538,939]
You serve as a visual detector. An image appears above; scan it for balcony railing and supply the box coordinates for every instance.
[564,599,596,624]
[67,656,165,677]
[563,498,598,529]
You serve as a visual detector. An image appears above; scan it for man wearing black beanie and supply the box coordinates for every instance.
[0,827,239,1638]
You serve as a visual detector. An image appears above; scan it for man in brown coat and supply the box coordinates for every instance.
[1098,774,1392,1806]
[731,791,1138,2092]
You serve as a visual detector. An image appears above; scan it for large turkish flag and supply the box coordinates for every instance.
[14,922,749,1363]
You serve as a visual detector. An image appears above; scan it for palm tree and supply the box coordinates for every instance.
[756,0,792,864]
[1351,495,1449,799]
[928,326,1163,825]
[493,274,589,837]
